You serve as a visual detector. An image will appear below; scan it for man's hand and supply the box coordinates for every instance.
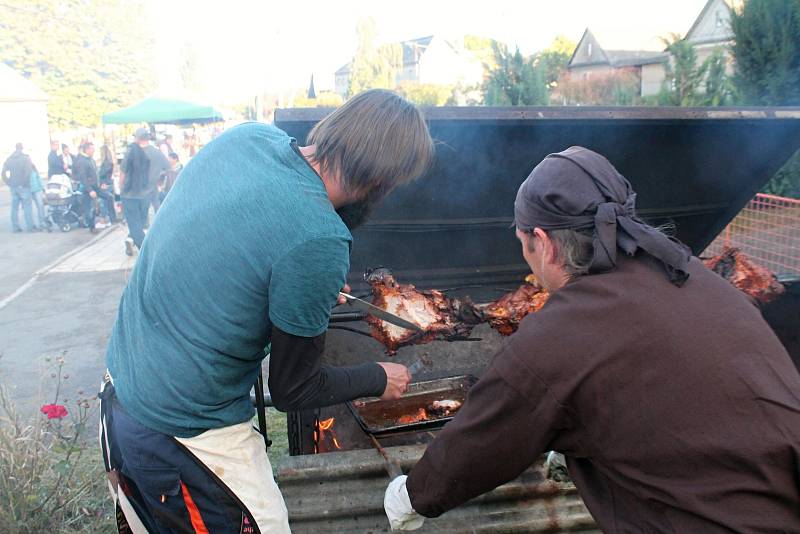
[377,362,411,400]
[89,190,97,199]
[384,475,424,531]
[337,283,352,305]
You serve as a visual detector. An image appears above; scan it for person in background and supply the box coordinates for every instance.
[47,140,61,177]
[73,142,100,233]
[3,143,35,232]
[119,129,154,255]
[30,164,48,229]
[98,145,117,226]
[159,151,182,203]
[158,133,173,159]
[60,144,73,178]
[133,129,169,216]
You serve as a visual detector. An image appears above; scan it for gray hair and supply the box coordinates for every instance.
[307,89,434,200]
[527,228,594,278]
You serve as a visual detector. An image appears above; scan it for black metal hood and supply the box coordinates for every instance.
[275,106,800,289]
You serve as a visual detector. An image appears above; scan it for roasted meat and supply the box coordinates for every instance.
[397,408,429,425]
[366,268,483,355]
[704,246,784,304]
[427,399,463,417]
[480,274,550,335]
[395,400,463,425]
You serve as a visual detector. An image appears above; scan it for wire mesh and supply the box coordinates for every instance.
[705,193,800,276]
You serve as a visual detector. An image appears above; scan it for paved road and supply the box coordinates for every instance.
[0,186,133,416]
[0,187,94,301]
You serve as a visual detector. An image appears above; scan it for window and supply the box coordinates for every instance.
[588,43,593,56]
[715,11,723,28]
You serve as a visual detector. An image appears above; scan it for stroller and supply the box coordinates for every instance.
[45,174,83,232]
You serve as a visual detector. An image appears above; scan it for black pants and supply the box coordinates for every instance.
[100,385,260,534]
[122,197,149,248]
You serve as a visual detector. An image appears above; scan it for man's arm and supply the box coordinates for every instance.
[72,157,85,184]
[268,326,386,411]
[405,340,570,518]
[268,235,408,408]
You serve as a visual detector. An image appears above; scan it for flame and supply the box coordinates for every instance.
[397,407,429,425]
[315,417,342,453]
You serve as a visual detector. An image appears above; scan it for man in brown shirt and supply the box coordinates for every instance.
[384,147,800,532]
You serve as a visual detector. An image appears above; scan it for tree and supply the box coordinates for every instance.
[730,0,800,197]
[538,35,576,90]
[702,48,733,106]
[398,82,454,106]
[0,0,158,129]
[464,34,498,72]
[730,0,800,106]
[348,18,403,96]
[484,43,548,106]
[659,34,708,106]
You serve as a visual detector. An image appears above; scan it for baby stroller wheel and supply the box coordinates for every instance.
[60,222,71,232]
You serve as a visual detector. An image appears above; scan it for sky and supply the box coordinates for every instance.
[148,0,710,104]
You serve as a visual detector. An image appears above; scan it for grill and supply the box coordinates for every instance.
[272,106,800,533]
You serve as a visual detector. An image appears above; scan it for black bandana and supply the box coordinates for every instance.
[514,146,691,286]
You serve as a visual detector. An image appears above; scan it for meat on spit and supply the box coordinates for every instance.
[481,274,549,336]
[703,246,784,304]
[365,268,483,355]
[365,269,549,354]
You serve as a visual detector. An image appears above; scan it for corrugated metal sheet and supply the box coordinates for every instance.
[276,444,598,533]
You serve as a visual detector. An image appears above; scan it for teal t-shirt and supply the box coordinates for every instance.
[106,122,352,437]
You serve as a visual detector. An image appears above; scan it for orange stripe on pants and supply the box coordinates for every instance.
[180,481,210,534]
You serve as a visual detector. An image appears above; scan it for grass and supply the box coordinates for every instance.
[265,408,290,470]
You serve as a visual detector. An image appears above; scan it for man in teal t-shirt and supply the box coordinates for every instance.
[102,90,434,533]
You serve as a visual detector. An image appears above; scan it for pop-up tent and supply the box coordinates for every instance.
[102,97,223,125]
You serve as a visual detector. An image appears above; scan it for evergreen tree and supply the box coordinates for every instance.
[731,0,800,197]
[659,34,707,106]
[730,0,800,106]
[484,43,548,106]
[702,48,733,106]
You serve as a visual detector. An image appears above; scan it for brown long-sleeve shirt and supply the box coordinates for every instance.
[407,254,800,532]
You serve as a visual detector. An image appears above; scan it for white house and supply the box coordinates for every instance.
[0,63,49,172]
[334,35,484,97]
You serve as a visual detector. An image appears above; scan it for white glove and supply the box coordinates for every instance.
[384,475,425,531]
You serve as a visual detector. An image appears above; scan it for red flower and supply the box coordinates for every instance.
[40,403,68,419]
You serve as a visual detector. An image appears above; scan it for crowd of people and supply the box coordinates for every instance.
[2,129,183,255]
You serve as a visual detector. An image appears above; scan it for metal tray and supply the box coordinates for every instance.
[347,375,477,435]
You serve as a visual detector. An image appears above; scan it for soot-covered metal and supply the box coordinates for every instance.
[276,106,800,290]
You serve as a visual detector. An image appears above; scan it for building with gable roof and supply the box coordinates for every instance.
[566,0,736,98]
[0,62,50,171]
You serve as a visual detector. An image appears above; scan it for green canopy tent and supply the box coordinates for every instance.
[102,97,224,125]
